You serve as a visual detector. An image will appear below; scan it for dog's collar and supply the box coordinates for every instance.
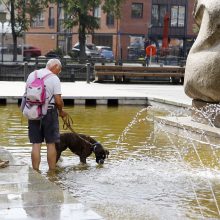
[91,142,99,152]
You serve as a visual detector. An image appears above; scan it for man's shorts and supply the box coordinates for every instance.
[28,108,60,144]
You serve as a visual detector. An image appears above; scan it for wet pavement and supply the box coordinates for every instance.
[0,148,103,219]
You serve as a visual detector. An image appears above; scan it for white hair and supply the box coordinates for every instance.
[46,59,62,69]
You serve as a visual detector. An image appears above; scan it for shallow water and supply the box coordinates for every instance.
[1,104,220,219]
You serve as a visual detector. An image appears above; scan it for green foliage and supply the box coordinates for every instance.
[62,0,124,61]
[12,0,50,35]
[52,47,63,56]
[68,50,78,59]
[4,0,51,60]
[4,0,124,61]
[61,0,101,61]
[62,0,124,31]
[62,0,101,32]
[102,0,124,19]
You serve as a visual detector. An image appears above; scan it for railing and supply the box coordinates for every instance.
[0,60,94,82]
[0,56,186,83]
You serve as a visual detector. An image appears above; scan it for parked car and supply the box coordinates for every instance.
[127,46,145,60]
[71,43,103,61]
[45,50,62,59]
[96,46,114,62]
[18,45,41,59]
[24,45,41,58]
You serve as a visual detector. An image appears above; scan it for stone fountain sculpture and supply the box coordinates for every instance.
[184,0,220,127]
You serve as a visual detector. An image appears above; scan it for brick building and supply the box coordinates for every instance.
[25,0,196,60]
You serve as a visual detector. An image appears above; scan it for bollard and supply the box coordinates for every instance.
[86,63,91,84]
[24,62,28,81]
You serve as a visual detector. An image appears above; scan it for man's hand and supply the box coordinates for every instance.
[59,110,68,118]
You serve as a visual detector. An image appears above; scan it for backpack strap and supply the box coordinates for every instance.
[34,71,53,81]
[48,95,54,107]
[25,71,37,91]
[41,73,53,81]
[34,71,38,79]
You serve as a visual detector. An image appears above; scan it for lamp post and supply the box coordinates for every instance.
[0,11,7,63]
[115,18,122,65]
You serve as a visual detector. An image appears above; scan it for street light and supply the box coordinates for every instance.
[0,11,7,63]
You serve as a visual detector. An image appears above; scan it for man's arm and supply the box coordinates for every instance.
[54,94,67,118]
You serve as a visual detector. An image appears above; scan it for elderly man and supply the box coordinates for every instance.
[24,59,67,171]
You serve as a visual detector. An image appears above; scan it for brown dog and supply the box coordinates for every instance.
[55,132,109,164]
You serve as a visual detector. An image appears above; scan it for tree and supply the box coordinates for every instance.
[103,0,123,63]
[102,0,122,19]
[2,0,49,61]
[62,0,124,62]
[62,0,100,61]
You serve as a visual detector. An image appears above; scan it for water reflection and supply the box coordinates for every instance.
[1,104,220,219]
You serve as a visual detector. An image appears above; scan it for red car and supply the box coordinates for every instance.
[23,45,41,58]
[17,45,41,59]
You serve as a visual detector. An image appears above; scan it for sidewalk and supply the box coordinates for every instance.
[0,81,192,108]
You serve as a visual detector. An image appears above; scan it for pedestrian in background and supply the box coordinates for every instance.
[144,39,151,67]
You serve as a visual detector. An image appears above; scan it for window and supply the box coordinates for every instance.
[58,7,65,20]
[94,6,101,25]
[106,12,114,26]
[94,6,101,18]
[131,3,143,18]
[31,11,44,27]
[151,4,167,26]
[58,7,65,32]
[48,7,54,28]
[171,5,185,27]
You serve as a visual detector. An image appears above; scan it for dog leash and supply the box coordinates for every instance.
[62,113,75,133]
[62,113,97,149]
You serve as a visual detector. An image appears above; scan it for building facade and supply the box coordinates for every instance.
[25,0,196,60]
[148,0,195,57]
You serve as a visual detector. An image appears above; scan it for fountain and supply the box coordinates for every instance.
[153,0,220,217]
[1,102,220,219]
[156,0,220,146]
[184,0,220,127]
[2,4,220,215]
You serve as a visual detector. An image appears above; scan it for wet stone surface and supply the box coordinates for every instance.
[0,148,103,220]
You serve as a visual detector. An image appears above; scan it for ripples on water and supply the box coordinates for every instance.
[0,104,220,219]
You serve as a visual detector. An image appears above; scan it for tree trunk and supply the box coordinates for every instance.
[79,14,87,63]
[10,1,18,61]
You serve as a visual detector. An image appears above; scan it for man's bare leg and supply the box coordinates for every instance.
[32,143,41,170]
[47,143,57,170]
